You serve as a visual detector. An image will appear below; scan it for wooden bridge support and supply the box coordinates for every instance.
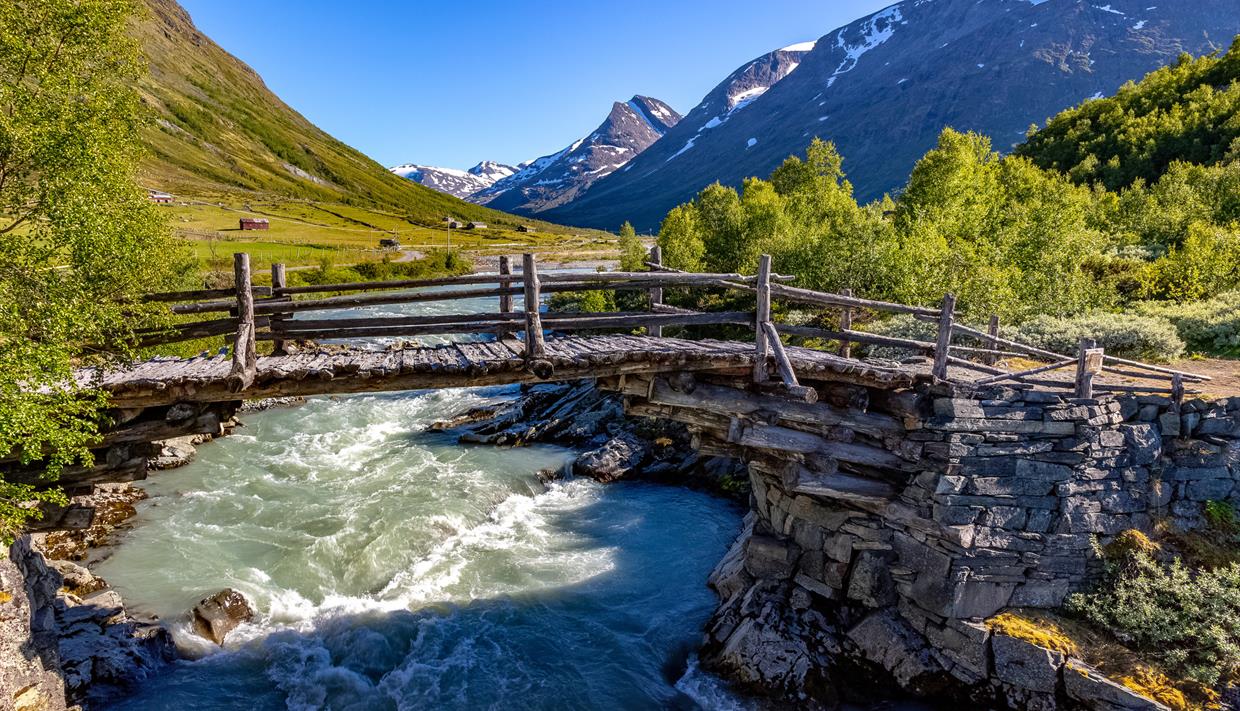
[522,253,546,361]
[648,246,664,338]
[270,263,288,355]
[753,254,772,383]
[228,253,257,392]
[498,255,514,340]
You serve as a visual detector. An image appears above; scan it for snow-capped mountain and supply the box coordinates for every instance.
[472,95,682,216]
[389,160,516,199]
[543,0,1240,231]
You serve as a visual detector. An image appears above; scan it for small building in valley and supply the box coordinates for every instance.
[446,220,462,229]
[148,190,174,204]
[517,225,536,233]
[379,238,400,249]
[466,221,487,230]
[239,217,270,231]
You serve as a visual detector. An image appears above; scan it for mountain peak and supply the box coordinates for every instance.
[470,95,682,214]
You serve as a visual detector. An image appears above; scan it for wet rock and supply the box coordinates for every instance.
[39,484,147,561]
[191,588,255,645]
[148,436,198,470]
[572,433,648,483]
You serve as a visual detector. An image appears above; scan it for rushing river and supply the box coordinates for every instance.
[92,284,757,710]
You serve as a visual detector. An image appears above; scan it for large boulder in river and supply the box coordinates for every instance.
[191,589,255,645]
[572,433,648,483]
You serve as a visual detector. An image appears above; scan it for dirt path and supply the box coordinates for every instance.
[1171,358,1240,398]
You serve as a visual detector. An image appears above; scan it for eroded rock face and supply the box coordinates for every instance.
[56,589,176,702]
[190,589,255,645]
[0,537,67,711]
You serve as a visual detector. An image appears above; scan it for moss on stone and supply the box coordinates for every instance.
[1118,666,1218,711]
[986,611,1080,657]
[1103,529,1160,561]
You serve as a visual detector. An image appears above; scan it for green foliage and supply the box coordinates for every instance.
[1012,313,1186,361]
[1019,38,1240,191]
[1133,292,1240,356]
[1136,222,1240,302]
[1205,501,1240,534]
[1066,548,1240,687]
[617,221,645,272]
[0,0,191,540]
[656,203,705,272]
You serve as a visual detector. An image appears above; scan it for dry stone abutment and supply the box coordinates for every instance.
[608,371,1240,708]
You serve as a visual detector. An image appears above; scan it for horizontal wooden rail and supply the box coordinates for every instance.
[173,278,758,316]
[142,286,272,302]
[265,310,755,341]
[945,320,1210,383]
[776,324,1022,361]
[769,283,940,318]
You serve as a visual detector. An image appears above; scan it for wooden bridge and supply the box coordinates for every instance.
[87,250,1207,411]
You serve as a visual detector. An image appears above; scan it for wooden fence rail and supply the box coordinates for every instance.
[134,252,1208,399]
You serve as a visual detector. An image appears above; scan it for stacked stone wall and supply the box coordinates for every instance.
[701,384,1240,709]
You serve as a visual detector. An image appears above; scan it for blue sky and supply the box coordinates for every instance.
[179,1,893,170]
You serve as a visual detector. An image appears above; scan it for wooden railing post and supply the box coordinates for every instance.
[648,245,664,337]
[754,254,772,383]
[983,314,1000,366]
[838,288,853,359]
[497,255,514,340]
[228,253,257,392]
[931,293,956,381]
[1075,338,1103,399]
[270,262,287,355]
[522,253,546,359]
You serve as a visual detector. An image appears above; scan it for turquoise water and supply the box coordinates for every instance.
[94,384,752,710]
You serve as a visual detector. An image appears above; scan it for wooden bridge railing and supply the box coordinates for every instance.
[136,251,1209,400]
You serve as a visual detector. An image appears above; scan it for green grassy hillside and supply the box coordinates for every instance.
[1017,37,1240,190]
[133,0,589,240]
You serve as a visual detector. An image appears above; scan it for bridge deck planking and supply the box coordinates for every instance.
[82,334,923,408]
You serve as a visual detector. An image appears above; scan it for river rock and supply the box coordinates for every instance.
[191,588,255,645]
[149,436,198,470]
[48,559,105,597]
[572,433,648,483]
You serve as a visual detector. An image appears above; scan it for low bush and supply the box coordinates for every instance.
[1011,312,1185,361]
[1066,545,1240,687]
[1134,292,1240,357]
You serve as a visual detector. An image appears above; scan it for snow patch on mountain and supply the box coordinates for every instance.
[389,160,516,199]
[827,4,902,85]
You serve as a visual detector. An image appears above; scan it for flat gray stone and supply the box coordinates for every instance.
[992,633,1063,693]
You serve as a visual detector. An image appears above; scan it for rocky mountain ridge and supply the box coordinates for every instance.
[542,0,1240,231]
[389,160,517,199]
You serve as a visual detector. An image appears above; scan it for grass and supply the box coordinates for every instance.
[988,609,1217,711]
[132,0,609,241]
[160,195,621,272]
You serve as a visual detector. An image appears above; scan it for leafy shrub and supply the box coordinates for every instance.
[1066,548,1240,687]
[1011,312,1185,361]
[1134,292,1240,356]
